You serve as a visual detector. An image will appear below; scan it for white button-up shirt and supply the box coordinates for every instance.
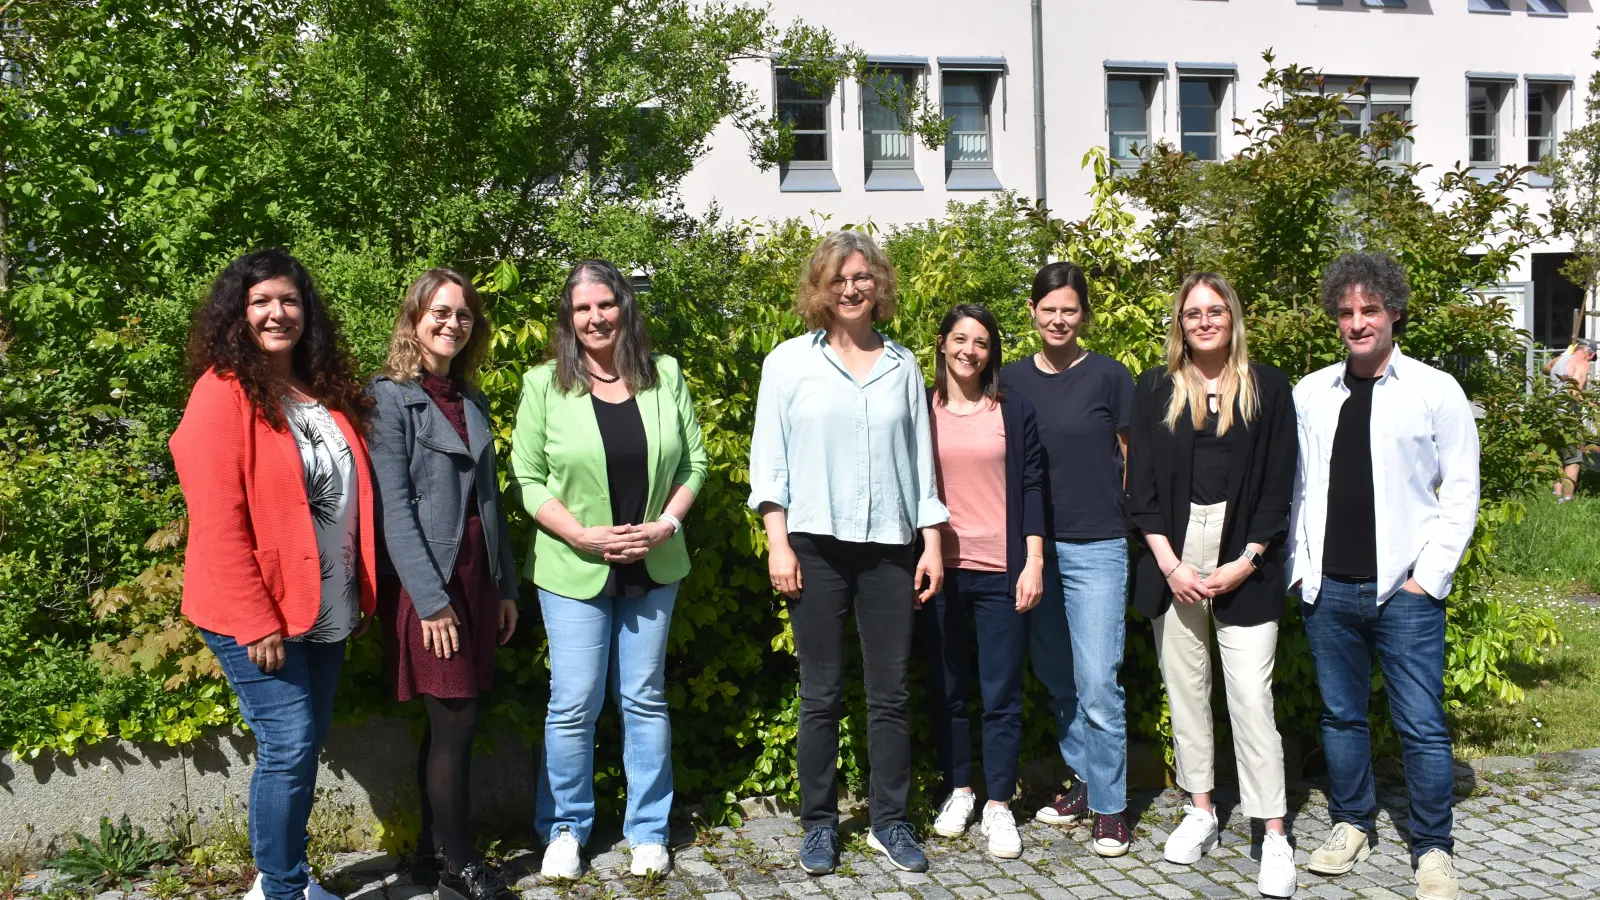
[1287,346,1480,605]
[748,330,948,544]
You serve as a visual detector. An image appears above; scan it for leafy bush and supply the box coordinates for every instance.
[0,0,1571,834]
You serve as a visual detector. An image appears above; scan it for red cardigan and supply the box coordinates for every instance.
[171,369,378,644]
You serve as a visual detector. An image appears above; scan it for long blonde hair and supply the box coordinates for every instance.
[380,267,489,387]
[1164,272,1257,435]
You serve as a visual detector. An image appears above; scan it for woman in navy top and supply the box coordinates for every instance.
[998,261,1135,857]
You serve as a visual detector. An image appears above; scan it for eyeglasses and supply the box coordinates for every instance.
[1181,308,1230,327]
[828,273,876,293]
[427,307,475,327]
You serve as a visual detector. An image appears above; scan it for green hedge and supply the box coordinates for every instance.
[0,4,1576,834]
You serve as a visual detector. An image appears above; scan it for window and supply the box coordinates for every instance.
[1529,81,1566,164]
[1108,75,1155,162]
[1361,0,1407,7]
[862,68,921,190]
[1323,78,1413,162]
[1469,80,1506,165]
[1467,0,1510,12]
[775,68,838,191]
[1179,78,1223,160]
[942,71,1002,190]
[1528,0,1566,14]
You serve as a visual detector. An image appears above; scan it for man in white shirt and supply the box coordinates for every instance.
[1287,253,1479,900]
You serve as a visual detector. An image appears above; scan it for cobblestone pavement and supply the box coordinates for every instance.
[320,749,1600,900]
[21,751,1600,900]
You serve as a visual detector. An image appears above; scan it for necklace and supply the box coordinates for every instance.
[1035,344,1082,374]
[588,369,621,384]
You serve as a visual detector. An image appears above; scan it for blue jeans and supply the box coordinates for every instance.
[201,630,344,900]
[919,568,1028,801]
[536,582,679,847]
[1303,578,1454,862]
[1029,539,1128,815]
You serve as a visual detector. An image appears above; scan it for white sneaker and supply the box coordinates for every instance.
[1257,830,1298,898]
[933,791,978,837]
[244,874,342,900]
[980,805,1022,859]
[541,827,582,880]
[1415,848,1460,900]
[629,843,672,877]
[1162,805,1219,865]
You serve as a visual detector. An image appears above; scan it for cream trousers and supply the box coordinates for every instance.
[1153,500,1287,819]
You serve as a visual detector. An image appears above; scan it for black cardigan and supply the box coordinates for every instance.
[1126,363,1296,626]
[926,389,1047,591]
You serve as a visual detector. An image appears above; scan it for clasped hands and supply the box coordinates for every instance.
[572,521,674,564]
[1165,557,1253,604]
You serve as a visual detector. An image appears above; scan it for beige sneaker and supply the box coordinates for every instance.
[1414,848,1459,900]
[1306,822,1371,875]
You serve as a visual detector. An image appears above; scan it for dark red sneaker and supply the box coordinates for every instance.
[1034,778,1088,825]
[1092,811,1130,858]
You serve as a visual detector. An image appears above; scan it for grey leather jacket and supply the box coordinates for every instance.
[366,375,519,618]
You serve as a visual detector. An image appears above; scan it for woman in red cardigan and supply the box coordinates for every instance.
[171,248,376,900]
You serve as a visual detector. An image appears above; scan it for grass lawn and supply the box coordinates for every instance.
[1454,494,1600,758]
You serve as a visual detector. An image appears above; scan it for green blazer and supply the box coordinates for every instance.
[508,354,708,599]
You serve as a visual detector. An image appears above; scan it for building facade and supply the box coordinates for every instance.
[676,0,1597,351]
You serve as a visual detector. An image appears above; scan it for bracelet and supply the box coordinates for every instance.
[658,512,683,536]
[1162,560,1182,578]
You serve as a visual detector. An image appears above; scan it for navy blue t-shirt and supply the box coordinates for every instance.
[1000,351,1133,541]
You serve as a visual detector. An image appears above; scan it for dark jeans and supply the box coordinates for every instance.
[1303,578,1454,862]
[201,630,345,900]
[918,568,1028,802]
[788,533,916,829]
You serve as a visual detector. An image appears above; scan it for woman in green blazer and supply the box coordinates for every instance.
[509,260,707,882]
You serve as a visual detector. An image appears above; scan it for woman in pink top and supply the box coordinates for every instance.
[920,304,1048,860]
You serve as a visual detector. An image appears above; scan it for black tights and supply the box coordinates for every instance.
[417,695,480,870]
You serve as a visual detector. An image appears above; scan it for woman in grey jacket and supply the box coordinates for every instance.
[367,268,519,900]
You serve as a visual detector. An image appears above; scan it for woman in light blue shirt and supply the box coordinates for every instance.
[749,230,947,877]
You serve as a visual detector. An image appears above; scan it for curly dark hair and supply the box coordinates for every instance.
[187,248,372,431]
[1320,252,1411,337]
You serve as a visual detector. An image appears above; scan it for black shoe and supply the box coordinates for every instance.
[866,821,928,873]
[1091,811,1131,858]
[439,860,516,900]
[409,847,444,888]
[798,826,838,876]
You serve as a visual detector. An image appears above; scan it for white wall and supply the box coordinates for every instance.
[677,0,1598,292]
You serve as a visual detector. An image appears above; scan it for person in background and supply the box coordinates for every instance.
[1546,339,1594,502]
[749,230,948,876]
[999,261,1135,857]
[171,248,376,900]
[921,304,1046,861]
[367,268,520,900]
[1125,273,1298,897]
[510,260,707,881]
[1289,252,1479,900]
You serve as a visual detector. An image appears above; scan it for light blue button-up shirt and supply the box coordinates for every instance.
[748,330,948,544]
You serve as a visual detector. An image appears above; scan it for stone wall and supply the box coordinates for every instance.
[0,719,539,858]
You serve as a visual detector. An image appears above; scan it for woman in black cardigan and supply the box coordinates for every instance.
[1126,273,1297,898]
[919,304,1046,861]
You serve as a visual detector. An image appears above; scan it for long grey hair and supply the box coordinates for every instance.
[553,259,657,394]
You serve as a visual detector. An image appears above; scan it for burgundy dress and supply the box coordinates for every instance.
[379,372,501,701]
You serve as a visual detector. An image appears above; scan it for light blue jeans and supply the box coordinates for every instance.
[1029,538,1128,815]
[536,582,679,847]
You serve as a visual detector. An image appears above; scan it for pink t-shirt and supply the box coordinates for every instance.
[932,399,1007,573]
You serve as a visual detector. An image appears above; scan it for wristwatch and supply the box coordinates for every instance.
[1239,548,1261,570]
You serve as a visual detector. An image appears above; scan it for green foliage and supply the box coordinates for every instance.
[0,8,1574,833]
[44,816,175,889]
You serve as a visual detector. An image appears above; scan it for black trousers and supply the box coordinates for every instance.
[788,533,916,829]
[917,568,1028,801]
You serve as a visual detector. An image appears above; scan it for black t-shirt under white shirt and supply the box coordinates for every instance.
[1000,351,1133,541]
